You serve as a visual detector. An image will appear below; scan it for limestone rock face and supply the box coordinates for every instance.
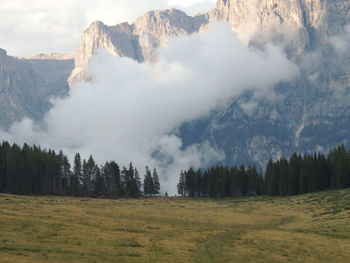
[211,0,313,52]
[69,9,209,84]
[70,0,350,84]
[68,20,140,84]
[133,9,209,61]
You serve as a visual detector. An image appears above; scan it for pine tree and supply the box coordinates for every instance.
[229,166,240,196]
[331,145,350,189]
[20,144,32,195]
[71,153,82,196]
[279,159,289,196]
[7,144,21,194]
[120,167,128,196]
[127,163,136,197]
[87,156,97,194]
[134,168,142,197]
[107,161,122,198]
[239,166,248,196]
[288,154,301,195]
[317,153,330,190]
[152,168,160,196]
[82,159,89,194]
[177,171,185,196]
[102,162,112,196]
[143,166,153,197]
[300,156,312,194]
[58,151,71,195]
[246,166,261,196]
[94,166,106,196]
[266,160,280,196]
[185,168,196,197]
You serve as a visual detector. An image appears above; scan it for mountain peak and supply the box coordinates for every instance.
[134,7,200,34]
[89,20,106,29]
[142,8,188,17]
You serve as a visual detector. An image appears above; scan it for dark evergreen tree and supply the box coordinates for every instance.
[288,154,301,195]
[299,156,311,194]
[82,159,89,194]
[94,166,106,196]
[329,145,350,189]
[279,159,289,196]
[2,138,349,199]
[71,153,82,196]
[152,168,160,196]
[143,166,153,197]
[177,171,185,196]
[185,168,196,197]
[108,161,122,197]
[134,168,142,196]
[58,151,71,195]
[126,163,136,197]
[317,153,330,190]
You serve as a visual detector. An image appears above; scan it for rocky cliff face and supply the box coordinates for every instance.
[69,9,209,84]
[69,21,141,84]
[70,0,350,83]
[0,50,74,129]
[192,0,350,166]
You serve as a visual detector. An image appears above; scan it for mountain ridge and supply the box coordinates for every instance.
[69,0,350,84]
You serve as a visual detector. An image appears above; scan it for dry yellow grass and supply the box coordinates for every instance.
[0,189,349,263]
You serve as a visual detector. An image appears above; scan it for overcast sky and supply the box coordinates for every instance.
[0,0,216,56]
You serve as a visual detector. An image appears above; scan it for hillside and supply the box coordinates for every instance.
[0,189,349,262]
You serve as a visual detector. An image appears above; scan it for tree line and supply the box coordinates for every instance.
[265,145,350,196]
[1,140,349,198]
[177,166,264,197]
[0,141,160,198]
[178,145,350,197]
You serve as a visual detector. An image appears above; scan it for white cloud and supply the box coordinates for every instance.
[0,23,298,194]
[240,101,258,116]
[0,0,216,56]
[168,0,215,7]
[169,0,216,14]
[329,25,350,54]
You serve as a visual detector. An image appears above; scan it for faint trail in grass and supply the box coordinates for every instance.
[195,216,297,263]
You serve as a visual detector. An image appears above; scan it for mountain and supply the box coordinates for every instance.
[68,9,209,84]
[70,0,349,84]
[186,0,350,166]
[0,49,74,129]
[1,0,350,167]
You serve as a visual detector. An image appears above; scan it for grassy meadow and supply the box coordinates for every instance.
[0,189,350,263]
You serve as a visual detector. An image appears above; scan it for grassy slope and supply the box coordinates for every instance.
[0,189,349,263]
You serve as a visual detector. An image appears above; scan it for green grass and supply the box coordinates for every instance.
[0,189,349,263]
